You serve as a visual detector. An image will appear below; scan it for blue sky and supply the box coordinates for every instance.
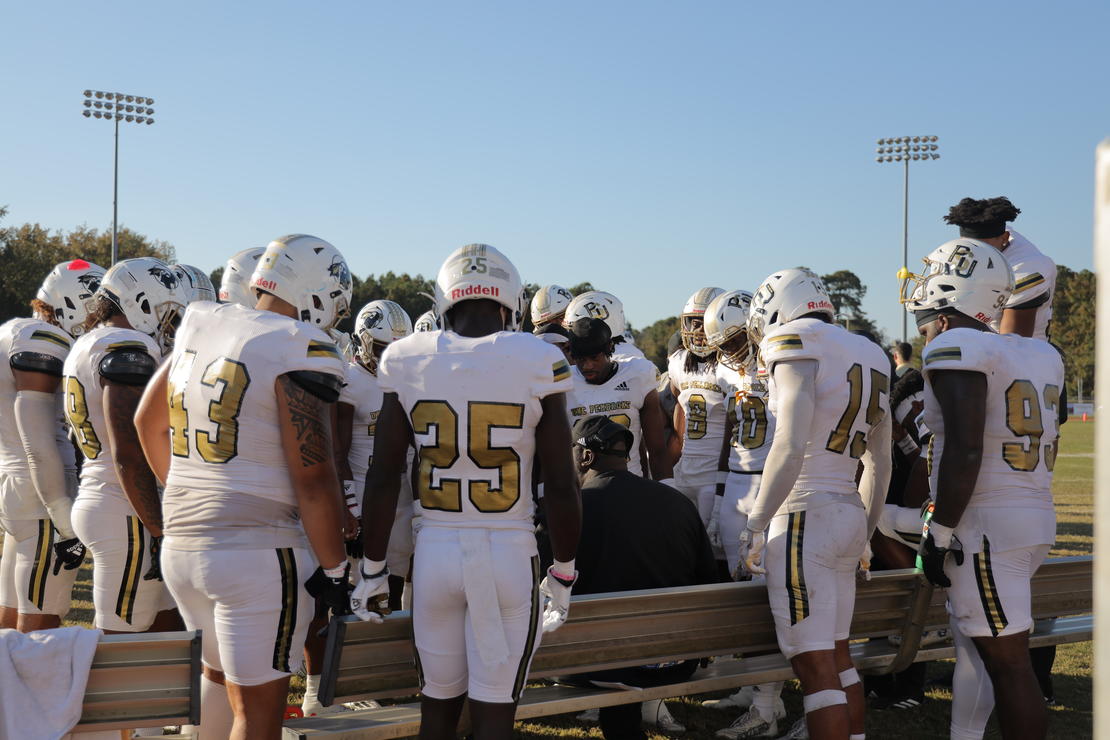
[3,1,1107,340]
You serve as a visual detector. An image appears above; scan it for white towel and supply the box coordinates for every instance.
[458,529,511,666]
[0,626,102,740]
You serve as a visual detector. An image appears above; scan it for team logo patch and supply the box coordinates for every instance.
[148,265,178,291]
[329,257,352,291]
[76,272,103,295]
[360,307,385,331]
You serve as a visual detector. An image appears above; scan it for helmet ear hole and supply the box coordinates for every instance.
[313,295,324,310]
[140,299,151,314]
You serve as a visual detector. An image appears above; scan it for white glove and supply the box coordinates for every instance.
[350,558,390,623]
[858,542,873,581]
[539,564,577,633]
[738,527,767,577]
[706,497,723,549]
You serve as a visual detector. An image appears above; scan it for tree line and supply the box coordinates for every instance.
[0,210,1096,399]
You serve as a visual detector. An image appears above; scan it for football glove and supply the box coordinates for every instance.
[51,537,85,576]
[345,532,364,560]
[350,559,391,623]
[539,566,577,633]
[706,497,723,550]
[920,524,963,588]
[737,527,766,577]
[143,535,163,581]
[305,562,354,616]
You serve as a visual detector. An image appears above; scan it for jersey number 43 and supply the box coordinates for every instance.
[167,351,251,464]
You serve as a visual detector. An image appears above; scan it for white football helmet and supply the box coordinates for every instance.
[703,290,754,370]
[97,257,187,352]
[250,235,352,330]
[352,300,413,367]
[413,310,440,333]
[680,287,725,357]
[173,264,217,303]
[901,238,1014,325]
[530,284,573,327]
[434,244,524,329]
[219,247,265,307]
[563,291,627,338]
[747,268,834,348]
[35,259,107,338]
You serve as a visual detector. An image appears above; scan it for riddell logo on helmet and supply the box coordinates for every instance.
[975,312,992,322]
[256,278,278,291]
[451,284,500,300]
[808,300,833,310]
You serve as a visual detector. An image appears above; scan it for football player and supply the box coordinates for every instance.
[942,197,1056,340]
[63,257,185,637]
[173,264,218,303]
[530,284,573,330]
[739,268,891,740]
[565,317,673,482]
[351,243,581,740]
[903,239,1060,740]
[667,287,727,525]
[564,290,646,360]
[217,247,265,306]
[0,259,104,632]
[135,234,353,740]
[700,289,786,736]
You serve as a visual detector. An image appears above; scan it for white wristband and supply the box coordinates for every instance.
[928,521,954,549]
[360,557,387,577]
[552,559,576,578]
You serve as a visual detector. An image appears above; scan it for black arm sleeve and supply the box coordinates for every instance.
[10,352,64,377]
[98,349,157,386]
[286,370,343,403]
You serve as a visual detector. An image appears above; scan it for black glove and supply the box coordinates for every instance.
[920,530,963,588]
[52,537,86,576]
[305,563,353,616]
[143,535,164,581]
[345,529,364,560]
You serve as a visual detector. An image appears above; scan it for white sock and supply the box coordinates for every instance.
[752,681,782,719]
[303,674,321,707]
[184,675,234,740]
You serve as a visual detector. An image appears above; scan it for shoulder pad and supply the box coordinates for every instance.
[99,348,157,386]
[287,370,344,403]
[9,351,64,377]
[1008,291,1050,311]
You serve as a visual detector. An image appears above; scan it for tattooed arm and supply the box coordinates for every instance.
[276,373,347,570]
[104,379,164,537]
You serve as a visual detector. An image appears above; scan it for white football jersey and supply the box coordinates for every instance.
[613,341,646,361]
[566,356,657,477]
[63,326,160,512]
[921,329,1062,550]
[164,302,346,506]
[727,366,776,474]
[761,318,890,504]
[0,318,75,505]
[990,227,1056,340]
[668,350,734,487]
[379,330,572,530]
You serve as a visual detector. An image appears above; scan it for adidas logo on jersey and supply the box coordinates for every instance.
[614,381,630,391]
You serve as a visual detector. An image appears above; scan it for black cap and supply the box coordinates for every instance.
[567,317,612,358]
[572,415,634,457]
[534,322,571,344]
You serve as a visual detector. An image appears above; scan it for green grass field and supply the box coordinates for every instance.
[53,421,1095,738]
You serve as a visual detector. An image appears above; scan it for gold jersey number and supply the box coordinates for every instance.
[738,395,768,450]
[62,376,101,459]
[1003,380,1060,472]
[826,363,889,459]
[412,400,525,513]
[168,350,251,464]
[686,393,707,440]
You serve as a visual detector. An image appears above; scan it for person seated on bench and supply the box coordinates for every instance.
[563,415,720,740]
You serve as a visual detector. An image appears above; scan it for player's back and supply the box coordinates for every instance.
[379,329,572,529]
[63,325,159,506]
[0,318,74,480]
[922,328,1063,511]
[162,302,345,548]
[762,318,890,502]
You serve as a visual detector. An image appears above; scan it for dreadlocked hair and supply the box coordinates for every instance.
[683,347,717,374]
[943,197,1021,227]
[82,294,122,333]
[890,368,924,411]
[30,299,61,328]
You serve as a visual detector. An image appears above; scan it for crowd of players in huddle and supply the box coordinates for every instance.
[0,196,1063,740]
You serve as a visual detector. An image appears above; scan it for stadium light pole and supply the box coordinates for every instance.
[82,89,156,266]
[876,135,940,342]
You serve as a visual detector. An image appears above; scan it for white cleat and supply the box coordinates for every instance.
[715,707,778,738]
[703,686,755,710]
[301,699,350,717]
[343,700,381,711]
[776,717,810,740]
[643,698,686,733]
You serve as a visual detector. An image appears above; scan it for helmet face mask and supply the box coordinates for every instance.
[901,239,1014,326]
[704,290,753,371]
[680,287,725,358]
